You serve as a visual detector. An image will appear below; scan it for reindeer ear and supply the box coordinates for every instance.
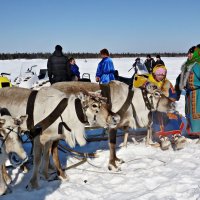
[20,115,28,124]
[93,90,102,96]
[78,92,85,101]
[14,114,28,125]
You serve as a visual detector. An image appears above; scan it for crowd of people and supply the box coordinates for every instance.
[47,44,200,150]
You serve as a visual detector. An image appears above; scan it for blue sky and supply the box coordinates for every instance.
[0,0,199,53]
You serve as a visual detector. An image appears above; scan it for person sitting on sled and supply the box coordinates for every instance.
[133,64,186,150]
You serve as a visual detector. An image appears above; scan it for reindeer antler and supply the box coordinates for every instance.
[80,88,107,102]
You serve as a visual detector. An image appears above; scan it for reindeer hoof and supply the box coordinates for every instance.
[174,138,186,150]
[40,173,49,181]
[26,182,39,191]
[47,175,60,182]
[160,137,171,151]
[116,159,125,165]
[196,139,200,144]
[0,187,11,196]
[5,187,12,194]
[108,164,121,172]
[149,142,160,148]
[58,174,70,182]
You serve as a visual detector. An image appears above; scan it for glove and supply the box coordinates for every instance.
[145,82,158,93]
[96,77,100,82]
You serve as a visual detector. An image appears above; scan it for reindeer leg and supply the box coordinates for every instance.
[48,142,55,171]
[26,136,42,190]
[40,141,52,181]
[123,132,129,148]
[2,164,11,185]
[146,123,160,148]
[52,140,69,181]
[146,127,151,146]
[0,165,7,196]
[108,129,123,171]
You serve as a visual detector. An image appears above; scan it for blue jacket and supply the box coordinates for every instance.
[96,57,115,83]
[70,64,80,78]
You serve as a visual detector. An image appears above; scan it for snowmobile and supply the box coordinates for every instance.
[0,73,12,88]
[12,64,49,89]
[115,59,149,87]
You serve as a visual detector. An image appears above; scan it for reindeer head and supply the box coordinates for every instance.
[148,89,175,113]
[78,89,120,128]
[0,114,28,167]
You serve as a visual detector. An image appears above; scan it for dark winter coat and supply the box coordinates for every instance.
[144,58,156,73]
[47,50,71,84]
[155,59,165,66]
[70,64,80,79]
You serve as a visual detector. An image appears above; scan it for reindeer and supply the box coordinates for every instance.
[0,87,120,189]
[0,113,28,195]
[51,81,174,171]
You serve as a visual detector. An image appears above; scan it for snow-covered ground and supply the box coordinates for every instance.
[2,57,199,200]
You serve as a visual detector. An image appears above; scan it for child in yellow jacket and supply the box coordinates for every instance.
[133,64,185,150]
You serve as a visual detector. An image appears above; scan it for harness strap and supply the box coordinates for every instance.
[75,99,88,124]
[116,89,134,117]
[26,90,38,130]
[26,90,69,138]
[58,116,71,135]
[141,88,152,110]
[100,83,134,117]
[100,84,112,110]
[35,98,68,132]
[131,103,141,128]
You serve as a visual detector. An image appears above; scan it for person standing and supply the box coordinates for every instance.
[47,45,71,84]
[69,57,80,81]
[155,54,165,65]
[179,44,200,137]
[132,57,148,75]
[95,49,115,84]
[144,54,156,73]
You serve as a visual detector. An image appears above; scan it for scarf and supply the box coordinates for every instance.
[179,47,200,90]
[185,47,200,67]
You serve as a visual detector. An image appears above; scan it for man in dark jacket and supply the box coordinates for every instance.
[155,54,165,66]
[47,45,71,84]
[144,54,156,73]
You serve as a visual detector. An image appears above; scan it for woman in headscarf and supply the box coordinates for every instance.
[178,45,200,138]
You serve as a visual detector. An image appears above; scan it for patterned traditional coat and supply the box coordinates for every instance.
[180,62,200,135]
[147,75,184,139]
[133,65,184,139]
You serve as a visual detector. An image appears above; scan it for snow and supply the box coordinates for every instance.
[1,57,199,200]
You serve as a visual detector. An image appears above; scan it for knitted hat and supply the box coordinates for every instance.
[188,46,196,54]
[55,45,62,51]
[153,65,167,75]
[156,55,161,59]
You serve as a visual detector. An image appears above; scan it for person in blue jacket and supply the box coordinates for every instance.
[95,49,115,84]
[69,57,80,81]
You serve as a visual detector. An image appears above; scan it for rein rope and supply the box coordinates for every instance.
[0,127,18,153]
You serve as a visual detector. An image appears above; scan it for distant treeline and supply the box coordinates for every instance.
[0,52,187,60]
